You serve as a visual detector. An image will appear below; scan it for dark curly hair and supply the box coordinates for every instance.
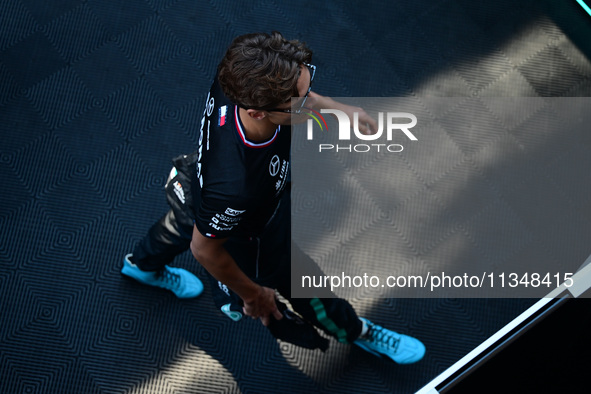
[217,32,313,110]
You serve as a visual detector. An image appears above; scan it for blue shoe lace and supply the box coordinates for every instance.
[366,323,400,353]
[156,268,181,290]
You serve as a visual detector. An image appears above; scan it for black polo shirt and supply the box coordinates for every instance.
[192,77,291,239]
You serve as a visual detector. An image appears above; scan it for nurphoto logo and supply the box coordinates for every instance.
[305,109,418,153]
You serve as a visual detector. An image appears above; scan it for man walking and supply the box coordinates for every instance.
[122,32,425,364]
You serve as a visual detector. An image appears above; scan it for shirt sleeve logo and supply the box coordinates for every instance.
[224,207,246,216]
[209,209,243,232]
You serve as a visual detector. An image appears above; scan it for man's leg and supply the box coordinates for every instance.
[131,208,193,271]
[122,158,203,299]
[283,245,425,364]
[261,192,426,364]
[284,242,364,343]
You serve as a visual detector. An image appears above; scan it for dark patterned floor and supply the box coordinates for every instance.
[1,1,590,393]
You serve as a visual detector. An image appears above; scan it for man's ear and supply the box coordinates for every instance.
[246,109,267,120]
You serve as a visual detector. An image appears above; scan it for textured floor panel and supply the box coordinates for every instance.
[1,0,590,393]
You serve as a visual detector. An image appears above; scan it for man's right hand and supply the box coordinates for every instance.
[191,224,283,327]
[242,285,283,326]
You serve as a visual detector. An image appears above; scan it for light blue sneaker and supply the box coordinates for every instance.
[354,317,425,364]
[121,254,203,299]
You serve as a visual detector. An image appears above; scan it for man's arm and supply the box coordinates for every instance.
[307,91,378,134]
[189,224,282,326]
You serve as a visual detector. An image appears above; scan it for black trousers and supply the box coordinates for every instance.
[132,154,362,345]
